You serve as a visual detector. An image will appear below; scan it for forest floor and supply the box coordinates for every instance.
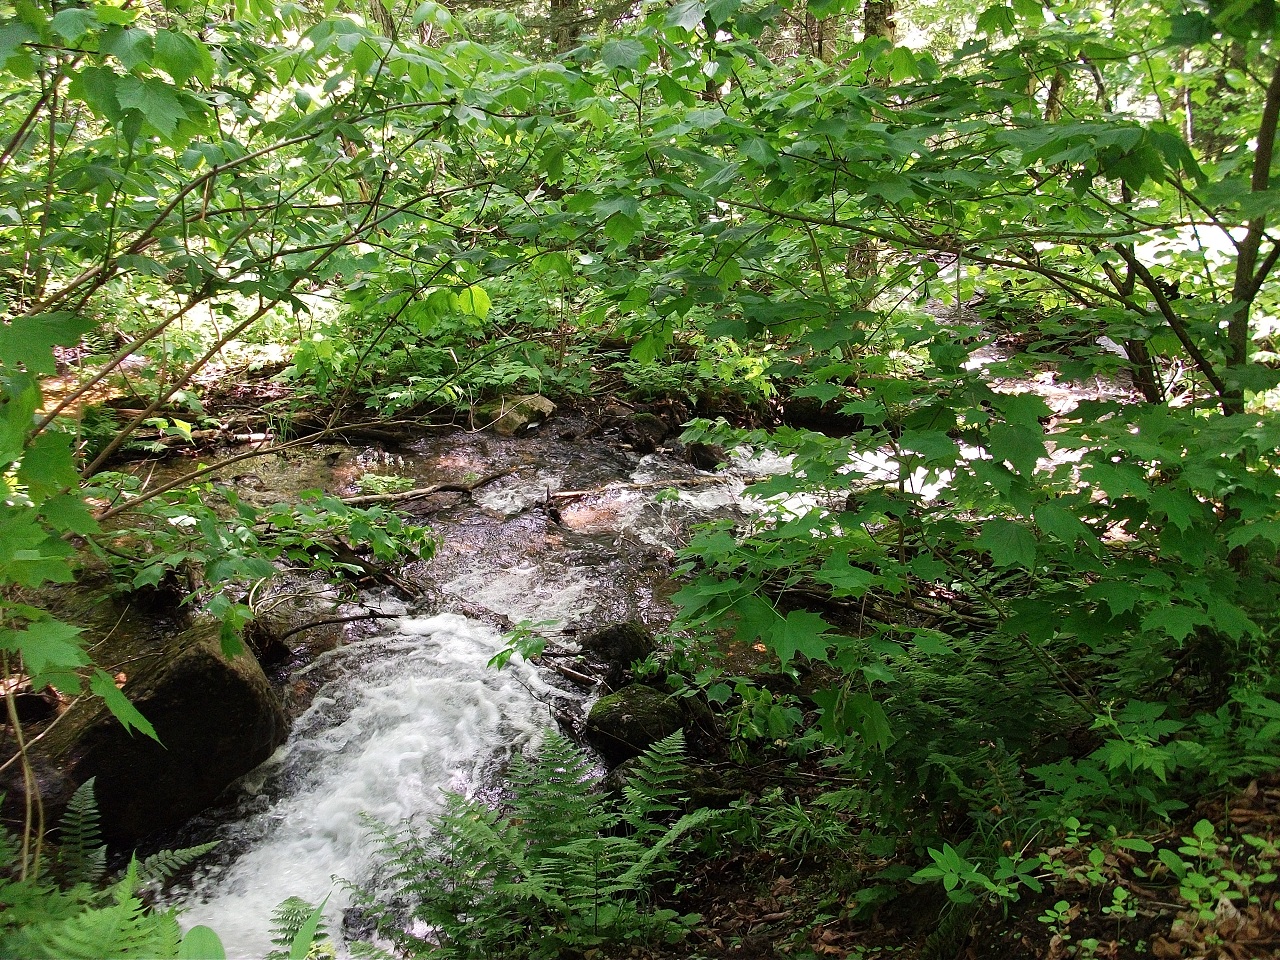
[621,769,1280,960]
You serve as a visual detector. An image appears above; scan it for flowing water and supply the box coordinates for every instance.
[173,614,564,954]
[167,426,750,957]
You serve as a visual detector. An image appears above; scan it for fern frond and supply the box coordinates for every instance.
[7,883,182,959]
[620,729,689,831]
[266,896,330,959]
[56,778,106,887]
[136,841,220,888]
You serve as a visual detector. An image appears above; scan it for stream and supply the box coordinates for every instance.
[167,424,763,956]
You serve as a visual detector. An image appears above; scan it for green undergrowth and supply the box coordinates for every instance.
[345,729,718,959]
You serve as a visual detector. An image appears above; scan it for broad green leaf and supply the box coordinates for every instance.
[898,429,958,464]
[0,312,94,376]
[454,285,491,319]
[179,926,227,960]
[975,518,1037,569]
[90,669,160,742]
[601,39,646,71]
[0,618,87,687]
[115,75,192,140]
[988,423,1045,477]
[1141,605,1209,643]
[154,29,216,86]
[1033,503,1094,545]
[666,0,707,29]
[1084,462,1150,501]
[50,8,96,42]
[815,554,878,597]
[768,609,832,664]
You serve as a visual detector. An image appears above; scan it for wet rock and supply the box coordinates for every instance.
[474,394,556,436]
[684,441,726,471]
[580,621,657,689]
[584,684,684,767]
[26,620,286,847]
[623,412,669,454]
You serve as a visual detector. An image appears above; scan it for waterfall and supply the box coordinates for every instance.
[172,613,567,957]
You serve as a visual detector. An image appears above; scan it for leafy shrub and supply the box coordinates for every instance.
[0,779,223,960]
[351,730,717,958]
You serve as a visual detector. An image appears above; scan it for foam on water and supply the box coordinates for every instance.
[173,613,565,958]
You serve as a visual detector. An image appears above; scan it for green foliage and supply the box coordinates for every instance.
[352,730,716,958]
[0,780,224,959]
[266,897,332,960]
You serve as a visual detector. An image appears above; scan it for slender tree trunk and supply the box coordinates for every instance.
[550,0,580,54]
[1225,56,1280,414]
[846,0,895,297]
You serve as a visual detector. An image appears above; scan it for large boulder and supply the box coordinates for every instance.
[584,684,684,767]
[31,620,287,846]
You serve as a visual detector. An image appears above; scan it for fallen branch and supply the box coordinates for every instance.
[339,468,513,506]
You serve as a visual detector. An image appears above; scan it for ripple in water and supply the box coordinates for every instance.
[172,613,566,958]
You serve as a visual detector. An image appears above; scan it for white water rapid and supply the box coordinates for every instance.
[173,613,567,958]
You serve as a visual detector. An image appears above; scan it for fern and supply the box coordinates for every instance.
[56,778,107,887]
[3,862,183,959]
[137,841,221,888]
[620,729,689,831]
[0,779,225,960]
[265,896,331,960]
[355,730,720,959]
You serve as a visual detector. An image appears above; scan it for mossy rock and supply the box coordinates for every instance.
[19,620,286,846]
[584,684,684,767]
[580,621,656,688]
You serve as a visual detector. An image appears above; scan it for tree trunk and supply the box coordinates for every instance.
[550,0,580,54]
[863,0,895,43]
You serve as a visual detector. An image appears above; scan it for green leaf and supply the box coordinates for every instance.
[1149,487,1205,532]
[975,518,1037,569]
[1084,462,1150,501]
[911,629,954,657]
[666,0,707,29]
[815,554,878,596]
[179,926,227,960]
[1033,503,1093,545]
[898,429,958,464]
[154,29,215,86]
[601,39,646,71]
[1141,605,1208,643]
[454,284,491,319]
[768,610,832,664]
[603,212,640,247]
[18,431,82,498]
[51,8,96,42]
[115,75,192,140]
[988,423,1045,477]
[89,669,160,742]
[289,897,329,960]
[0,618,87,688]
[0,312,94,375]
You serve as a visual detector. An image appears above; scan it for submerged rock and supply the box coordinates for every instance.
[29,620,286,846]
[584,684,684,766]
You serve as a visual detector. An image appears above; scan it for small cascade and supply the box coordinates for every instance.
[172,614,566,957]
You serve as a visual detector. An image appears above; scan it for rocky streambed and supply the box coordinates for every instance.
[14,414,769,955]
